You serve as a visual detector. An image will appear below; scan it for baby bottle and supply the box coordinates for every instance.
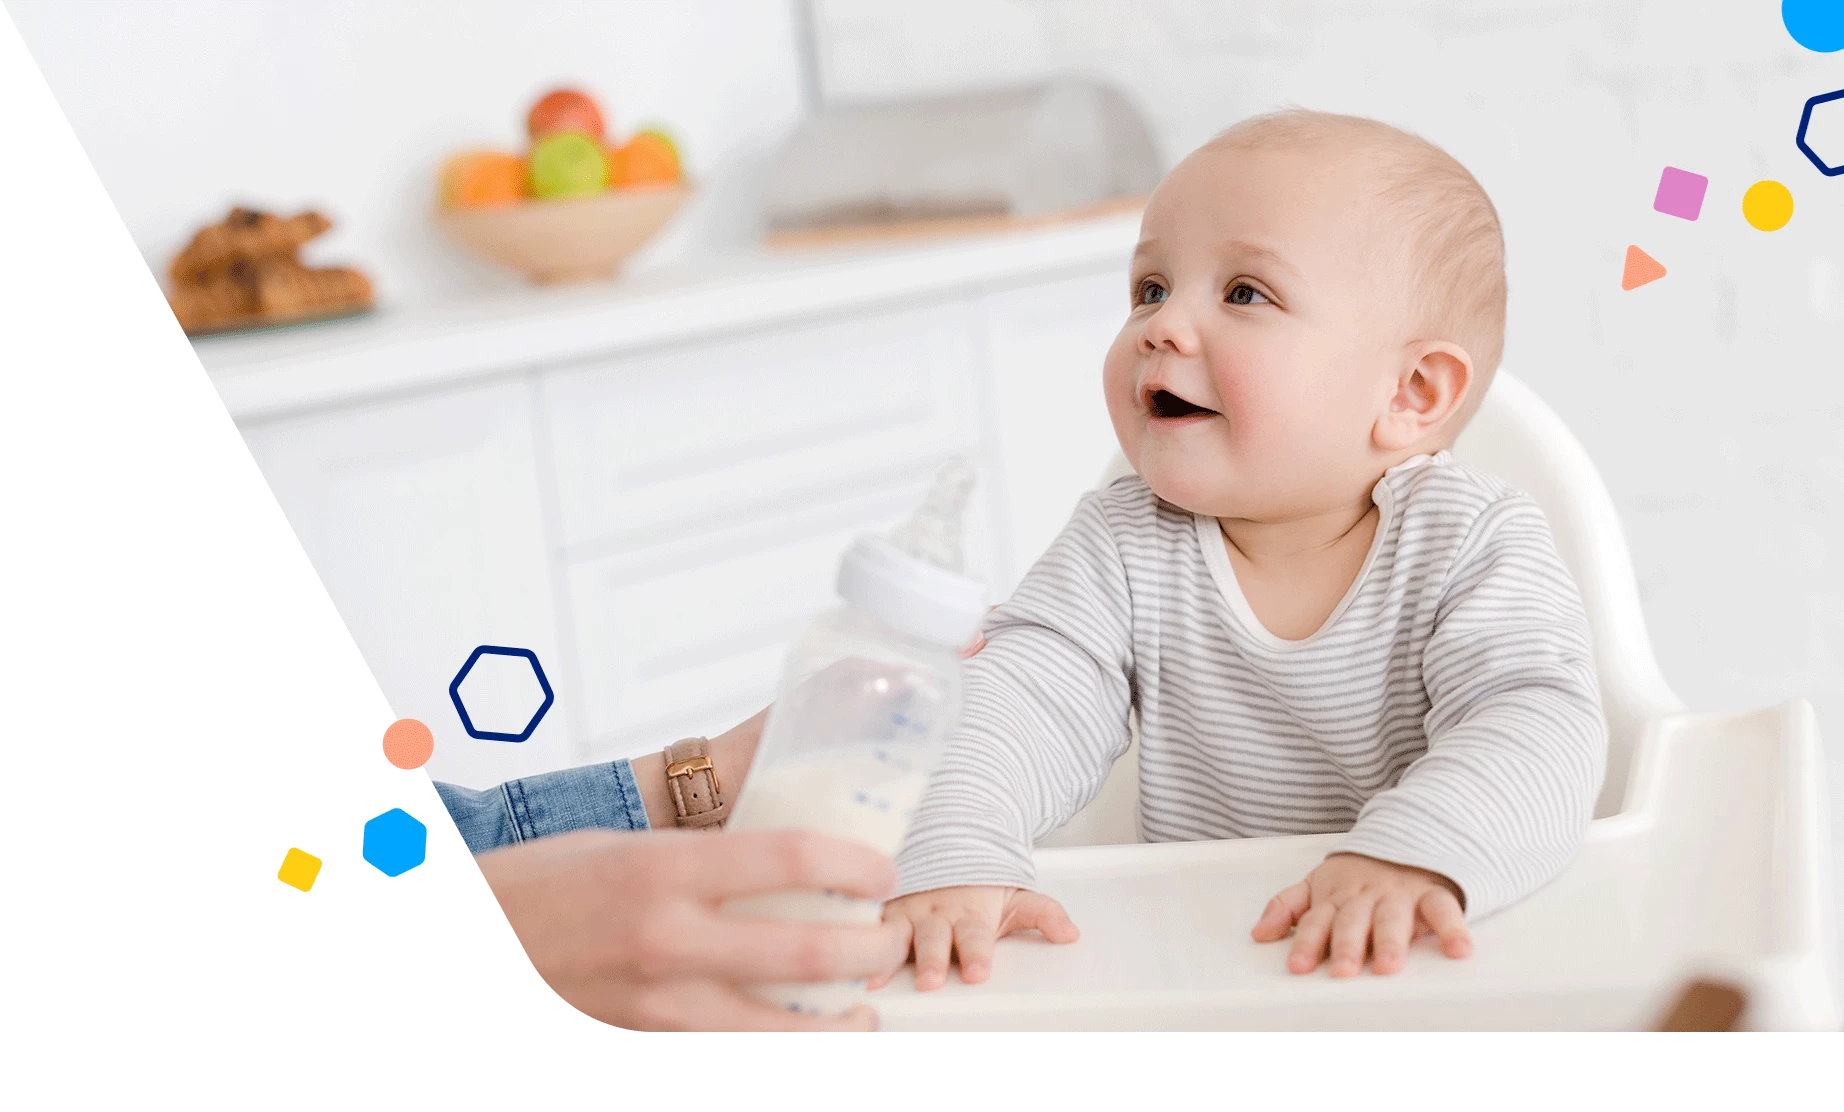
[723,460,986,1015]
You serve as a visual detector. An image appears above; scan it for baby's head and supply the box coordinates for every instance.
[1105,109,1505,521]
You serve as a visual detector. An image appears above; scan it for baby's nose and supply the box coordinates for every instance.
[1140,302,1200,354]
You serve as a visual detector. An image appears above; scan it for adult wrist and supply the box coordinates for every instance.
[662,737,728,828]
[629,708,766,829]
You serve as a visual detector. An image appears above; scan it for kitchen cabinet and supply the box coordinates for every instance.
[200,215,1134,786]
[239,379,570,785]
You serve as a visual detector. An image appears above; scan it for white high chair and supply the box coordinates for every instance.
[876,372,1839,1031]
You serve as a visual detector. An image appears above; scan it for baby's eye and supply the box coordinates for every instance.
[1136,280,1168,306]
[1226,283,1268,306]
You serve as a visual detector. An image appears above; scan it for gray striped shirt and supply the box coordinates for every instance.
[893,451,1607,920]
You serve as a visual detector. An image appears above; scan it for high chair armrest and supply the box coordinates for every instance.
[874,701,1837,1031]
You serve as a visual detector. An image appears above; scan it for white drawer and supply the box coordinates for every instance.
[540,299,985,552]
[563,472,1002,760]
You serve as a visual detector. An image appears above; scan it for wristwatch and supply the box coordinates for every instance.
[663,737,728,829]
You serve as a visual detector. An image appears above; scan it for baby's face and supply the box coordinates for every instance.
[1104,143,1413,521]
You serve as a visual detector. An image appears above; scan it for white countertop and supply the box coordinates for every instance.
[193,214,1139,423]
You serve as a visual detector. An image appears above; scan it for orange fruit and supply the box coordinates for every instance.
[439,151,527,208]
[614,128,681,186]
[527,88,605,141]
[603,139,627,186]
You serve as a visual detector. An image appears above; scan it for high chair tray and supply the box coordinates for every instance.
[874,701,1838,1030]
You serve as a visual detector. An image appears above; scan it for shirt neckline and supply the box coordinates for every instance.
[1193,453,1439,651]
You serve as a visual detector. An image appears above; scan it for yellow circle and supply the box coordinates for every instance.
[1742,180,1794,231]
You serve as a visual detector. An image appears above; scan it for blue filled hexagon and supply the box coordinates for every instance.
[363,808,427,877]
[448,645,555,743]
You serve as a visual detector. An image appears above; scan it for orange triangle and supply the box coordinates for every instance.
[1622,245,1666,290]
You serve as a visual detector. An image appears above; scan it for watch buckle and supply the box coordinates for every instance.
[666,754,719,793]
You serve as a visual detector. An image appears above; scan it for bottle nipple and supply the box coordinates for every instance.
[886,459,975,573]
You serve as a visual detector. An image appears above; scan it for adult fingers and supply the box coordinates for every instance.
[951,914,999,985]
[911,914,954,992]
[620,980,880,1032]
[1326,896,1376,978]
[680,830,896,903]
[1369,894,1416,976]
[1002,890,1081,945]
[1417,888,1473,959]
[1250,880,1312,942]
[686,916,910,985]
[1286,901,1337,975]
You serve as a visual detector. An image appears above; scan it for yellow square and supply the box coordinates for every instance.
[277,848,323,892]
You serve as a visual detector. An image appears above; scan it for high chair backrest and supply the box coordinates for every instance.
[1451,371,1681,815]
[1071,370,1678,840]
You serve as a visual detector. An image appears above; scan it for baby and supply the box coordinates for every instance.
[875,109,1606,986]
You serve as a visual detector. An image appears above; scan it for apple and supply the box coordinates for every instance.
[527,88,605,141]
[527,132,607,199]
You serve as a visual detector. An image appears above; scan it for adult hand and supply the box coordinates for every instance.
[477,827,909,1031]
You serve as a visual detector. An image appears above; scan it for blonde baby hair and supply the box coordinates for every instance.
[1206,108,1507,429]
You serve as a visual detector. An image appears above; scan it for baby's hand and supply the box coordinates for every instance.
[874,885,1080,991]
[1250,853,1472,977]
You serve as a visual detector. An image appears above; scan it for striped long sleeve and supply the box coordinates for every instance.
[1333,495,1605,918]
[893,491,1137,895]
[892,452,1608,920]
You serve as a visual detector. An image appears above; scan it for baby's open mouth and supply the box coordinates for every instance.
[1148,388,1218,420]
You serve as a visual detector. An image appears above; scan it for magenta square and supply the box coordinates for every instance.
[1653,166,1708,221]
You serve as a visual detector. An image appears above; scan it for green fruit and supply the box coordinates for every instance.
[527,132,607,199]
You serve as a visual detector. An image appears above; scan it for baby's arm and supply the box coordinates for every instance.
[1258,494,1606,974]
[883,489,1138,985]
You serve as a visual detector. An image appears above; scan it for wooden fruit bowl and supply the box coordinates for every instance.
[437,183,690,284]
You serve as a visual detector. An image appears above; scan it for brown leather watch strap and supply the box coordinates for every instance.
[663,737,727,829]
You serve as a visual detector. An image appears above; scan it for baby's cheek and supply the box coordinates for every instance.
[1214,391,1283,455]
[1100,357,1144,452]
[1227,383,1333,456]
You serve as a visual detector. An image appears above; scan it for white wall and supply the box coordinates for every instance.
[5,0,807,304]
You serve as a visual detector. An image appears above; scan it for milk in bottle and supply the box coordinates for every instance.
[723,461,985,1014]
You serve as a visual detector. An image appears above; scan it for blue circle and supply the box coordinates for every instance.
[1785,0,1844,52]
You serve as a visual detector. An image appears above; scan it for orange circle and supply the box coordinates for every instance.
[382,718,435,770]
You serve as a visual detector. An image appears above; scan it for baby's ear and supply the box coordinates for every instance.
[1374,343,1472,452]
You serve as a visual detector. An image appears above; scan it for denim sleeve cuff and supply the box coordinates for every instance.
[435,759,650,855]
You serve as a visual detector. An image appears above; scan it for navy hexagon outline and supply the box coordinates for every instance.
[1796,88,1844,176]
[448,644,555,743]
